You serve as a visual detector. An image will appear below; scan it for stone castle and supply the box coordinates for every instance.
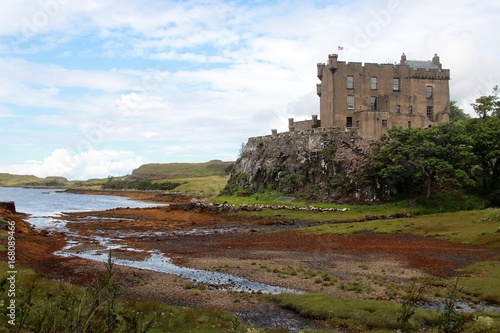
[225,52,452,201]
[287,53,451,140]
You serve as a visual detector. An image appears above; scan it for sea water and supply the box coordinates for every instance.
[0,187,161,229]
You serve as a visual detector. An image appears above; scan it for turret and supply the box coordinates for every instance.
[400,52,406,65]
[327,53,338,73]
[317,63,325,80]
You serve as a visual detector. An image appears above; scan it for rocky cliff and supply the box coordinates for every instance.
[223,128,380,202]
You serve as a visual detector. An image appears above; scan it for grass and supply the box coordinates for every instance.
[129,160,233,180]
[0,161,233,192]
[300,208,500,249]
[0,262,254,333]
[458,261,500,303]
[269,293,438,332]
[169,175,229,196]
[270,293,500,333]
[0,173,71,187]
[212,191,488,222]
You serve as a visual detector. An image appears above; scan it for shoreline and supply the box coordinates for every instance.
[3,191,500,331]
[64,188,194,204]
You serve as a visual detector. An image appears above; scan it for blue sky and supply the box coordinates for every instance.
[0,0,499,180]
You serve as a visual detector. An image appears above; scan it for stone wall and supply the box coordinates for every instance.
[224,128,380,203]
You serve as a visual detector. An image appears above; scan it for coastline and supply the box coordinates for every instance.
[64,188,193,204]
[3,191,500,331]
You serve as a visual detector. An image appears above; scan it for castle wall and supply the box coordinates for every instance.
[288,115,320,131]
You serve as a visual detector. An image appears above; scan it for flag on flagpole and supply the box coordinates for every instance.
[338,46,344,51]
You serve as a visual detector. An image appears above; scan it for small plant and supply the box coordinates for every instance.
[436,278,473,333]
[231,315,241,333]
[17,277,37,333]
[397,281,426,332]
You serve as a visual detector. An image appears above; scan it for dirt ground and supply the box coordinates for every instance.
[7,190,500,331]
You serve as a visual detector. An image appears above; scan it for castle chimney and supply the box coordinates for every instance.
[400,52,406,65]
[271,129,277,136]
[432,53,441,69]
[288,118,295,132]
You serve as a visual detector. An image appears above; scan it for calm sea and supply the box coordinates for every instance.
[0,187,161,229]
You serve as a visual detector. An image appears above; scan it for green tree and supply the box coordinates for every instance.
[373,123,476,199]
[449,100,470,122]
[470,85,500,119]
[465,116,500,193]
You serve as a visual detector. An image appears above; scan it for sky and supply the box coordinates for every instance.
[0,0,499,180]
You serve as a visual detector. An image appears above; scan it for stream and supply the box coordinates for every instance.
[55,234,300,294]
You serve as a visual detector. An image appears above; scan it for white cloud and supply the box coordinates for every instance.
[0,149,144,180]
[0,0,499,178]
[0,58,139,93]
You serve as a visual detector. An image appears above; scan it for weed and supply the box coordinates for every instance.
[437,278,474,333]
[397,281,427,332]
[231,316,241,333]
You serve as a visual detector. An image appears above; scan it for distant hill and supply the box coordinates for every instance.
[0,161,235,195]
[0,173,70,187]
[128,160,234,180]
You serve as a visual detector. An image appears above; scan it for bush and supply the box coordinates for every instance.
[102,178,180,191]
[487,189,500,207]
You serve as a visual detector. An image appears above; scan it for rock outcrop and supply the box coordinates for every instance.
[224,128,380,202]
[0,201,16,214]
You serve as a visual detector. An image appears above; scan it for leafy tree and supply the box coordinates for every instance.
[373,123,476,199]
[470,85,500,119]
[465,116,500,193]
[449,100,470,122]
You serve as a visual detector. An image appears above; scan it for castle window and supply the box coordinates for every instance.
[371,77,377,90]
[382,119,388,128]
[370,96,377,110]
[393,78,400,91]
[347,75,354,89]
[356,120,360,128]
[409,105,413,114]
[427,106,433,119]
[346,117,353,128]
[396,105,401,113]
[408,121,412,128]
[347,95,354,109]
[426,86,433,98]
